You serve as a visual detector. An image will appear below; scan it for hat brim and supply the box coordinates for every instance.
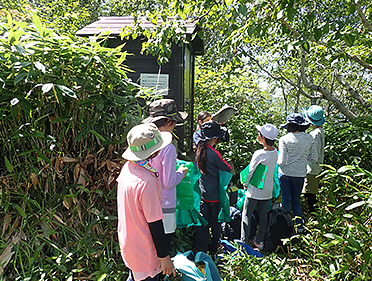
[211,105,237,123]
[175,111,188,126]
[302,109,325,126]
[122,131,172,161]
[142,111,188,125]
[198,130,225,142]
[281,122,310,129]
[198,135,222,142]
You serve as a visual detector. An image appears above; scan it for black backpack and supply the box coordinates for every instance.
[221,206,258,241]
[221,206,242,240]
[264,207,295,252]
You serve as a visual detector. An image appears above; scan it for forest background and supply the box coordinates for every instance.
[0,0,371,280]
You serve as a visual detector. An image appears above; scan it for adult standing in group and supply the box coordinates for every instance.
[143,99,189,251]
[302,105,326,214]
[278,113,318,233]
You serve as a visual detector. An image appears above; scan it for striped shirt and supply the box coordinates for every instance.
[278,132,317,177]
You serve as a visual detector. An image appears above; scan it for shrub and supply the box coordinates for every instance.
[0,12,141,279]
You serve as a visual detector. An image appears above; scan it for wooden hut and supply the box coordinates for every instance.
[76,17,204,154]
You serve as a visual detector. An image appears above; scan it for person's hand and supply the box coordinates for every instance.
[177,164,189,178]
[160,255,176,277]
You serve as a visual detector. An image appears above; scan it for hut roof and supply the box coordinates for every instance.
[76,16,199,36]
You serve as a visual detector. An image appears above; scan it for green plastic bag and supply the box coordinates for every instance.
[272,164,280,199]
[176,180,208,228]
[176,160,201,210]
[176,160,207,228]
[240,163,268,190]
[237,188,246,211]
[237,164,281,211]
[218,170,233,223]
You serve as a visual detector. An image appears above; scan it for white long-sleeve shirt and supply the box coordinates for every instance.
[245,149,278,200]
[307,127,325,175]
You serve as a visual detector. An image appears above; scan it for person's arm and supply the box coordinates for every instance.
[277,138,286,166]
[160,145,187,190]
[208,146,232,172]
[148,220,169,258]
[308,138,318,164]
[193,130,201,146]
[148,220,176,277]
[313,131,323,163]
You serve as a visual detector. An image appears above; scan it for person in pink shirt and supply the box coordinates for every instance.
[143,99,189,250]
[117,123,176,281]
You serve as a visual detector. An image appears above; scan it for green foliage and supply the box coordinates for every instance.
[324,116,372,171]
[286,164,372,280]
[219,245,293,280]
[0,12,141,170]
[1,0,100,34]
[103,0,168,17]
[0,12,141,279]
[169,227,196,257]
[137,0,372,118]
[119,15,191,65]
[194,62,284,183]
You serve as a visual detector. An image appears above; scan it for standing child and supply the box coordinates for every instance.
[240,124,279,250]
[117,123,176,281]
[193,111,212,149]
[194,121,232,255]
[302,105,326,214]
[193,111,229,150]
[278,113,317,233]
[143,99,189,250]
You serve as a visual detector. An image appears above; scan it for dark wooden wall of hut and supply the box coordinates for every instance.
[107,38,189,153]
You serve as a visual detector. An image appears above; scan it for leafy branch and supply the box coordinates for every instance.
[278,16,372,72]
[240,48,321,100]
[334,69,372,110]
[355,0,372,32]
[300,49,357,118]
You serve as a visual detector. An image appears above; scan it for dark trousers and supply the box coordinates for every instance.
[127,271,161,281]
[304,193,317,214]
[241,197,269,243]
[279,174,305,226]
[195,200,221,252]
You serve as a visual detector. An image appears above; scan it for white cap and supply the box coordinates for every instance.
[256,124,278,140]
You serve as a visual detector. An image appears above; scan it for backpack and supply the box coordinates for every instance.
[221,206,258,241]
[264,207,295,252]
[221,206,241,241]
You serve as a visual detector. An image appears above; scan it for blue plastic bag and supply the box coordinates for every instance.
[220,239,263,258]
